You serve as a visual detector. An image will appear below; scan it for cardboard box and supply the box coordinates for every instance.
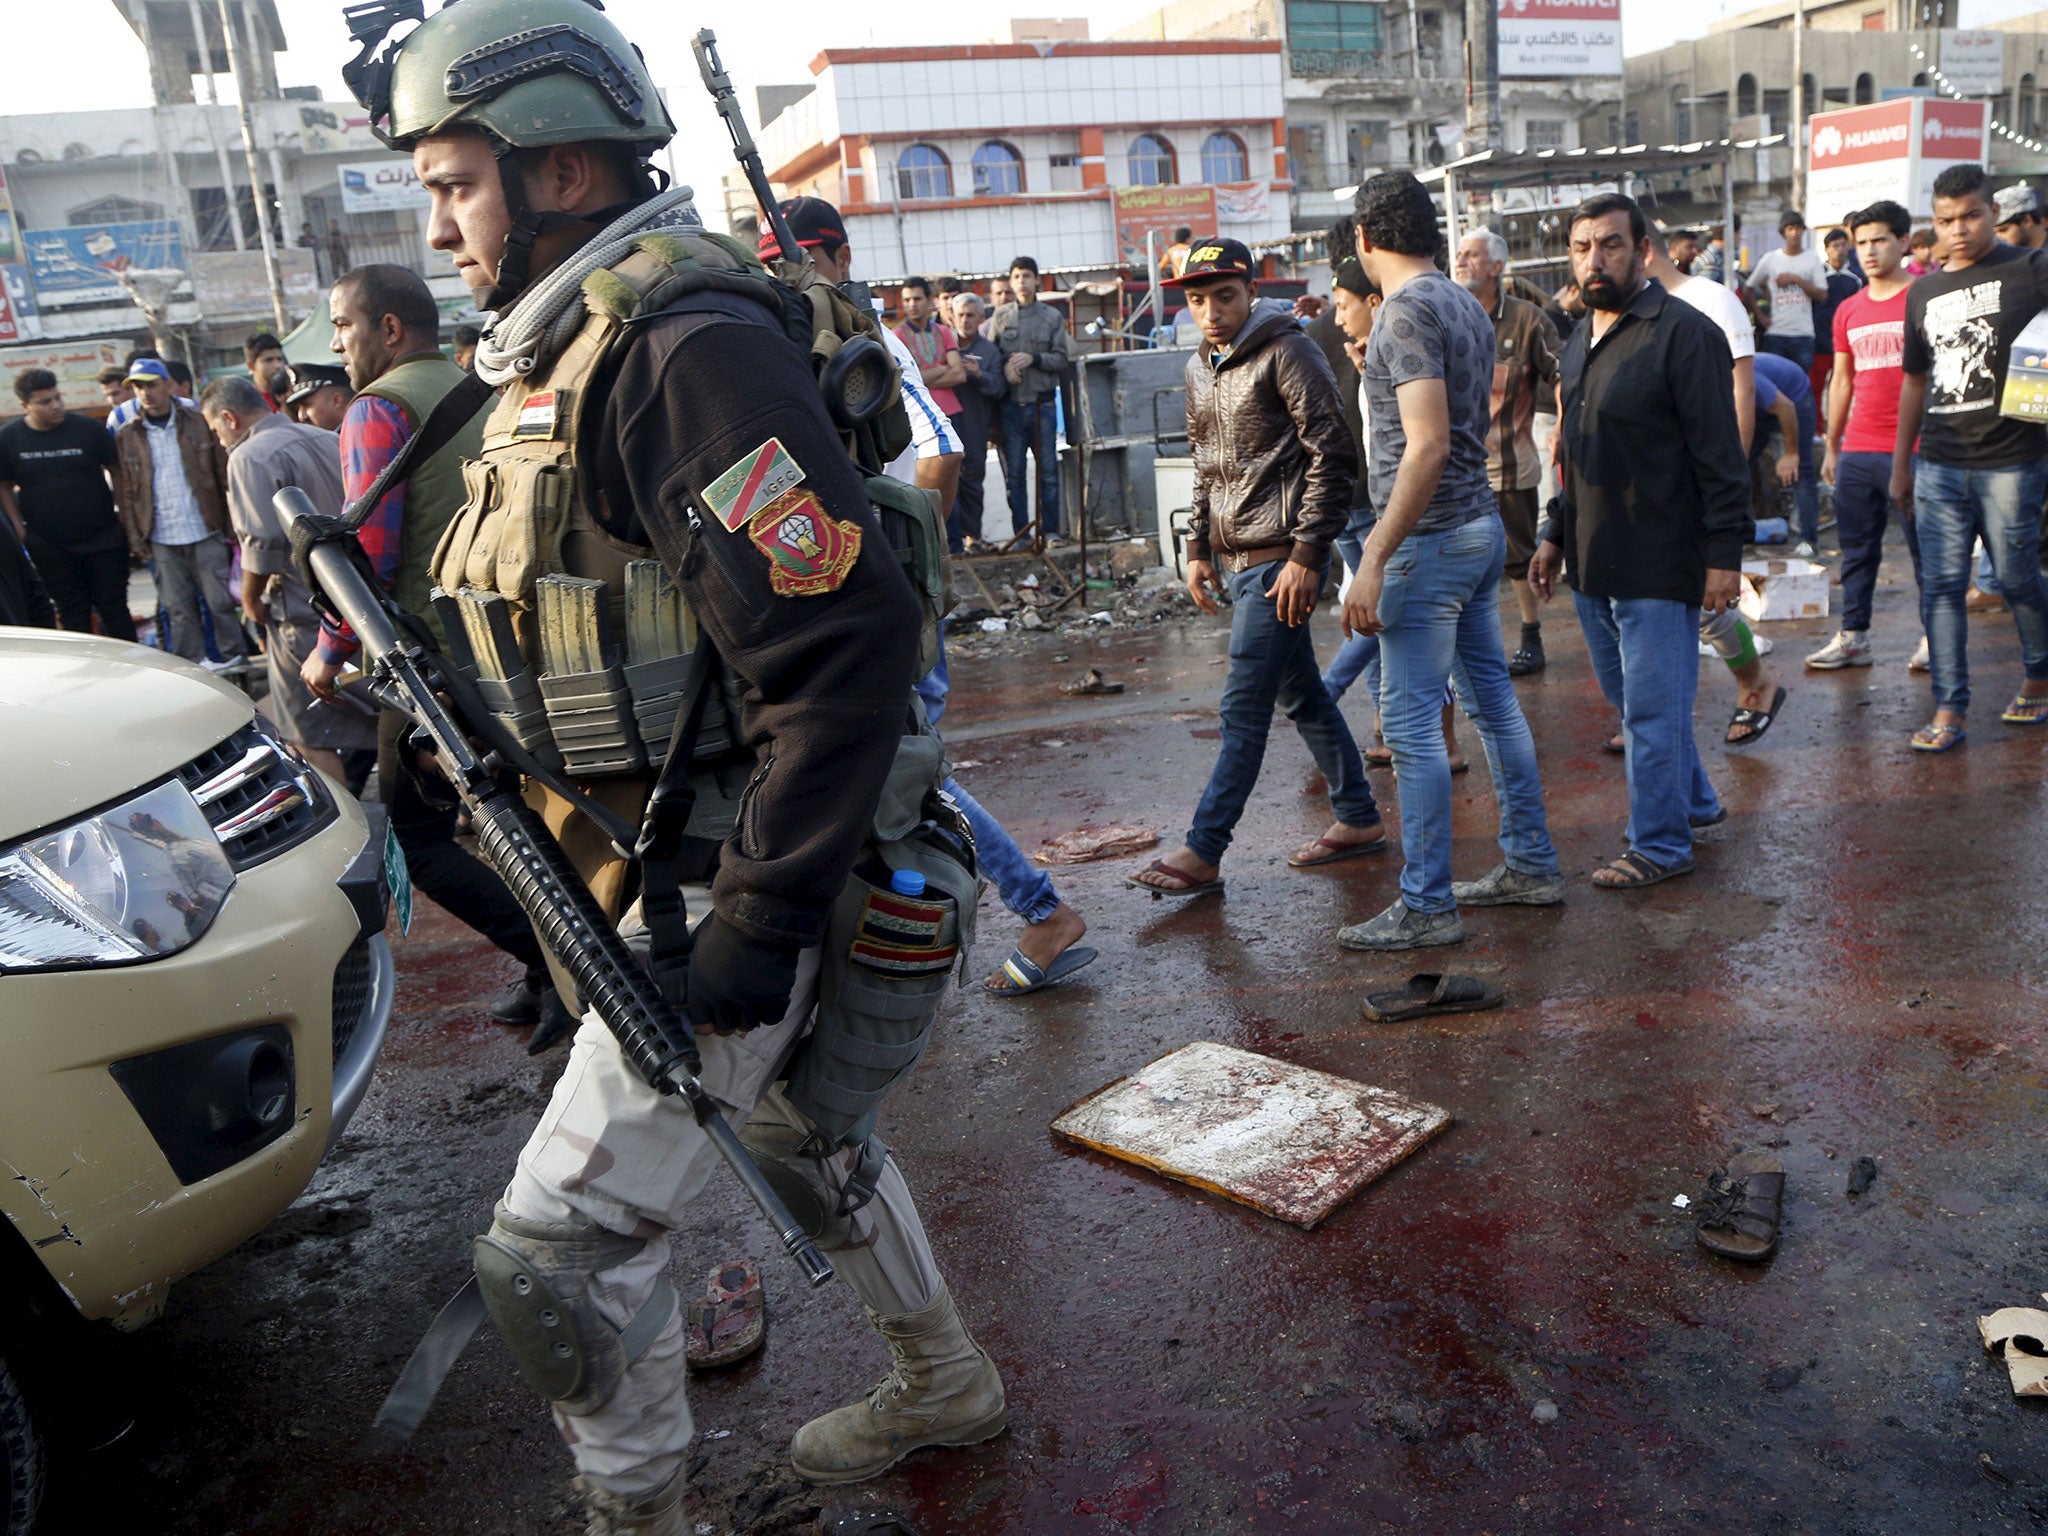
[1739,558,1830,622]
[2002,308,2048,422]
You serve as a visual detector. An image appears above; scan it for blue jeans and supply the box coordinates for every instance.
[1788,391,1820,543]
[1833,451,1921,633]
[1376,517,1557,912]
[915,637,1063,925]
[1758,331,1815,374]
[1912,456,2048,712]
[1325,504,1381,701]
[1188,560,1378,865]
[946,778,1060,925]
[998,395,1060,536]
[1572,592,1718,868]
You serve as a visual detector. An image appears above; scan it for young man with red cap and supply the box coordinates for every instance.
[1129,237,1383,898]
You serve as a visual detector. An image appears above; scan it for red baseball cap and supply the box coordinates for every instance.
[757,196,845,259]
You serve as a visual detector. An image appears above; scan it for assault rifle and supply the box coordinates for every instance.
[276,487,834,1296]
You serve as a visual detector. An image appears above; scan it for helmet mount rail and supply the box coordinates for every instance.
[447,25,648,126]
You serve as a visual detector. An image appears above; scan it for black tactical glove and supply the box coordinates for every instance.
[682,914,800,1035]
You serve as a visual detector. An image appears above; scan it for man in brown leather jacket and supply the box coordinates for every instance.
[1130,239,1384,898]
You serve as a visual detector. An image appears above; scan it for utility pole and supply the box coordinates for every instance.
[216,0,289,334]
[185,0,246,252]
[1464,0,1502,154]
[1791,0,1807,214]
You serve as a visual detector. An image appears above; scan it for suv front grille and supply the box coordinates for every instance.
[331,933,373,1067]
[178,725,337,870]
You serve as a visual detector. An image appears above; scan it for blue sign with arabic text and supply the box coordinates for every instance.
[22,221,185,303]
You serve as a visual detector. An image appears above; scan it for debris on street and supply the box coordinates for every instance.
[1051,1041,1451,1228]
[1846,1156,1880,1198]
[1977,1298,2048,1397]
[1032,824,1159,865]
[1058,667,1125,696]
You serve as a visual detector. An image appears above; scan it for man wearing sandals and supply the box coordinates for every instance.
[1890,163,2048,752]
[1130,237,1381,899]
[1531,193,1750,889]
[1337,174,1560,948]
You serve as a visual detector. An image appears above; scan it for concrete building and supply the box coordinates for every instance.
[0,0,460,369]
[1111,0,1622,232]
[752,33,1292,278]
[1609,1,2048,243]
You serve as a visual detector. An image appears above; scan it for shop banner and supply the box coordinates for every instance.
[21,221,185,305]
[1499,0,1622,79]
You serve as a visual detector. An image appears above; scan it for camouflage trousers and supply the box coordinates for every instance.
[501,895,945,1499]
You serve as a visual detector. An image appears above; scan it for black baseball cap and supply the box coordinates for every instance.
[283,362,350,406]
[1163,236,1256,289]
[758,196,846,259]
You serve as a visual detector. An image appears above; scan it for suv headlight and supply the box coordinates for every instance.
[0,780,236,972]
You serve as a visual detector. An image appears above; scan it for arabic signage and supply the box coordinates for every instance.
[1940,30,2006,98]
[1807,97,1990,223]
[339,159,431,215]
[0,341,122,417]
[297,103,387,155]
[22,221,185,305]
[1215,180,1270,223]
[1111,185,1217,269]
[1498,0,1622,79]
[0,266,34,322]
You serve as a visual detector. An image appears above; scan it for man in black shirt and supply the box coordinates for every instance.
[1532,194,1750,889]
[1890,162,2048,752]
[0,368,136,640]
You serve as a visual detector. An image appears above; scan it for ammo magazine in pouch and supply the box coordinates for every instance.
[784,728,979,1155]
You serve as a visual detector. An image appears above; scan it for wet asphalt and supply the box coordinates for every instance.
[45,539,2048,1534]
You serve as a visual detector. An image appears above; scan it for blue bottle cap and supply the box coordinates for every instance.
[889,869,927,897]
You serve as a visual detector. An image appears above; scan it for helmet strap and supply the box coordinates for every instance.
[481,142,658,313]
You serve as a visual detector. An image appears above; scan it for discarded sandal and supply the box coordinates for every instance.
[1362,972,1504,1022]
[1126,860,1224,899]
[1060,667,1124,696]
[1288,831,1389,868]
[1694,1149,1785,1263]
[986,945,1098,997]
[685,1260,766,1371]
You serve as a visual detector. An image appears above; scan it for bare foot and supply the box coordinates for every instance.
[1129,847,1220,892]
[1291,819,1387,865]
[984,902,1088,992]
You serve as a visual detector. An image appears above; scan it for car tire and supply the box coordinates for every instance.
[0,1359,41,1536]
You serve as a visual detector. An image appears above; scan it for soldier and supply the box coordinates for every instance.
[343,1,1003,1529]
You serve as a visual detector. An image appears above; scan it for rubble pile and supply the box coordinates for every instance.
[948,559,1196,647]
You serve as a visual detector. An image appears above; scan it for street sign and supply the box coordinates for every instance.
[1940,30,2006,98]
[1807,97,1989,224]
[1498,0,1623,79]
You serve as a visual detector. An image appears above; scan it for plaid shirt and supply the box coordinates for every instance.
[316,394,410,663]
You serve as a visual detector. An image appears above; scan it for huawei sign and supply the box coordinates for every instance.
[1923,115,1984,154]
[1808,102,1914,168]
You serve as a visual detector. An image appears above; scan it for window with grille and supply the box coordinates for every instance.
[1128,133,1177,186]
[1286,0,1384,73]
[897,144,952,200]
[972,141,1024,197]
[1525,119,1566,152]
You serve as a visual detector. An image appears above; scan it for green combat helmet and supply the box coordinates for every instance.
[341,0,677,306]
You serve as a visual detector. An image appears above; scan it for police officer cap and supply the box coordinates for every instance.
[284,362,350,406]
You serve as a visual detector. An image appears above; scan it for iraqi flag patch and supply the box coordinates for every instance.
[746,488,862,597]
[512,390,559,439]
[849,887,957,977]
[703,436,806,531]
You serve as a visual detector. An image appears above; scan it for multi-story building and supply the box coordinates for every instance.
[752,28,1292,277]
[1112,0,1622,233]
[1608,1,2048,242]
[0,0,460,371]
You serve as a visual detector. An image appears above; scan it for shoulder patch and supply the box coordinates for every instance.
[703,437,806,531]
[746,487,862,597]
[513,390,560,439]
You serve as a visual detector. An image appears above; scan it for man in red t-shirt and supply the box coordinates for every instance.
[1813,199,1923,670]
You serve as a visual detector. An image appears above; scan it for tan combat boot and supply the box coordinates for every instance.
[577,1470,687,1536]
[789,1285,1007,1484]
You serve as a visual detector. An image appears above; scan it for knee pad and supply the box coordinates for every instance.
[739,1121,889,1249]
[472,1202,676,1416]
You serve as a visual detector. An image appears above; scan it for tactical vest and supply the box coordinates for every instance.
[360,351,487,644]
[429,229,948,780]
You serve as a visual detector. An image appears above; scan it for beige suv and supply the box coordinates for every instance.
[0,629,392,1535]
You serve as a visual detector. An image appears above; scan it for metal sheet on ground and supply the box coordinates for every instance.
[1051,1041,1450,1228]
